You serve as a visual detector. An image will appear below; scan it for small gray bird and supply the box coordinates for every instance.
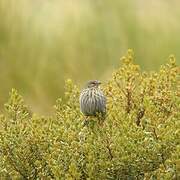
[79,80,106,119]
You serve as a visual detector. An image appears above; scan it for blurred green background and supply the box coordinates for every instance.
[0,0,180,114]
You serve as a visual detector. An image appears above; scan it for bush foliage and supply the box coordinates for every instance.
[0,51,179,179]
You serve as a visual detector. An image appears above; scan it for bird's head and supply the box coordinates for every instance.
[86,80,101,88]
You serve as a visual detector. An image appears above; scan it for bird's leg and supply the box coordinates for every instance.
[83,116,97,128]
[83,116,90,126]
[97,113,105,126]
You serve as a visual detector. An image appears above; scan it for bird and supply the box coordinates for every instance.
[79,80,106,122]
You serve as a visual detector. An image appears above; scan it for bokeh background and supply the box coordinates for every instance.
[0,0,180,114]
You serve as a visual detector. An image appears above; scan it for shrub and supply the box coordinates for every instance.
[0,50,179,179]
